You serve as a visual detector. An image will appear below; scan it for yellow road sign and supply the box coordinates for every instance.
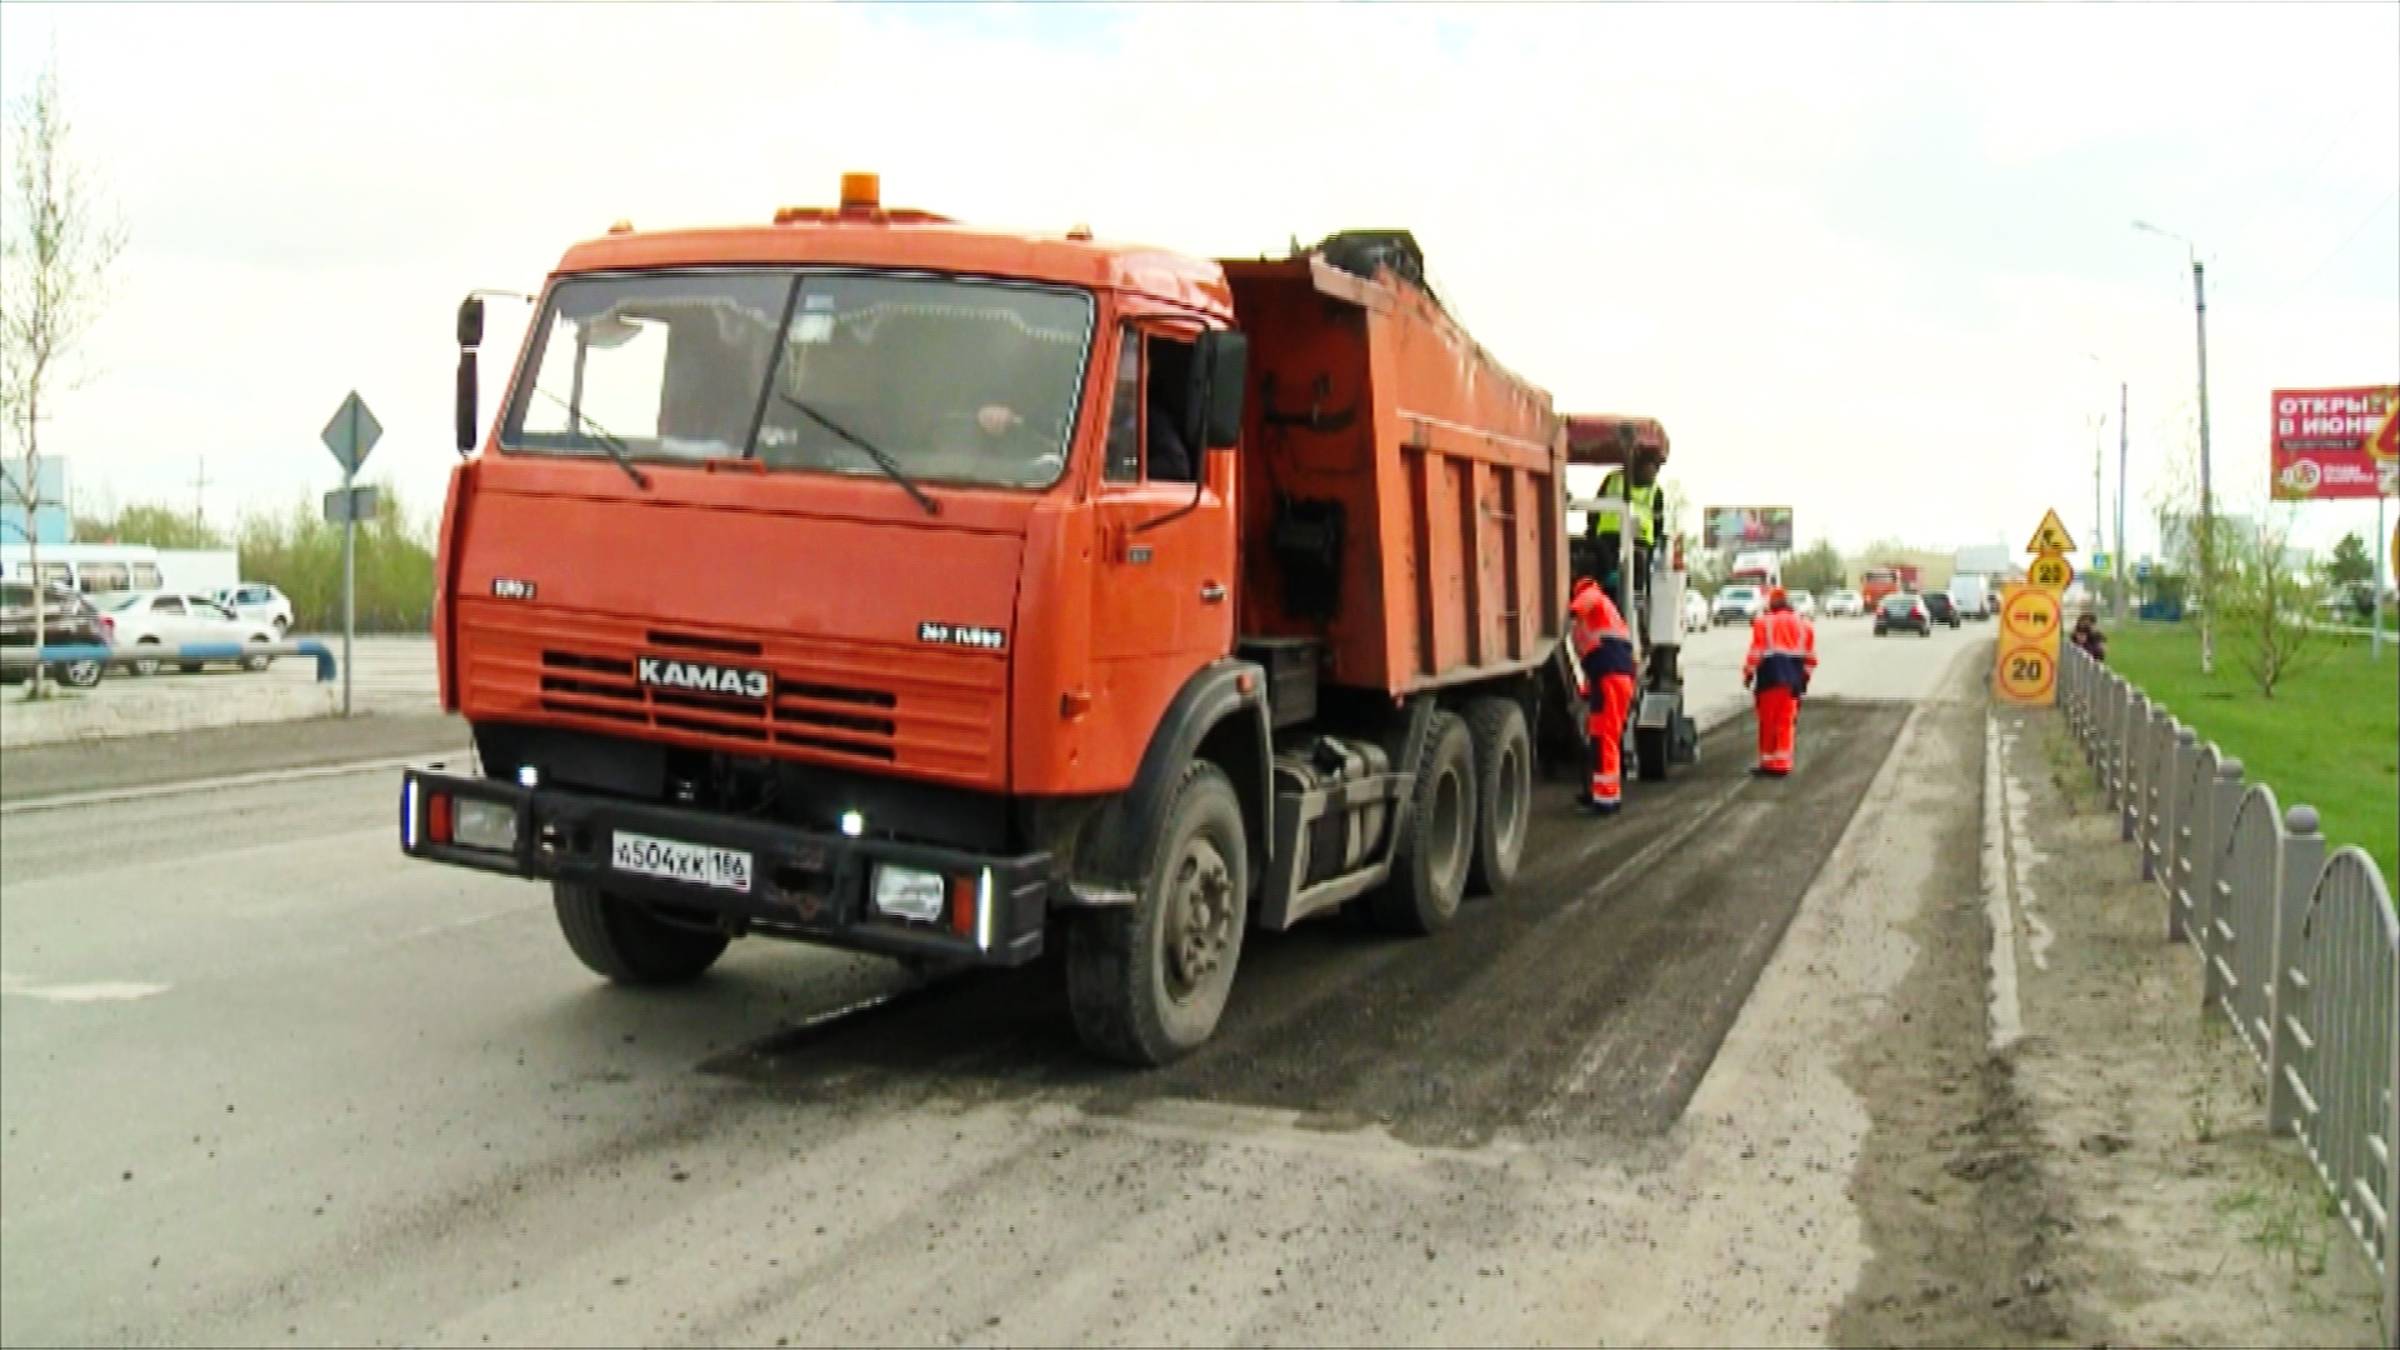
[1996,643,2057,704]
[2001,585,2062,642]
[2028,553,2075,591]
[2024,508,2076,556]
[1992,582,2062,706]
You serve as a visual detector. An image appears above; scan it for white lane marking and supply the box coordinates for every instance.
[0,971,170,1003]
[0,752,461,816]
[1981,714,2025,1053]
[1996,726,2056,971]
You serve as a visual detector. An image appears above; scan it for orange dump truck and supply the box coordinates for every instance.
[402,178,1574,1062]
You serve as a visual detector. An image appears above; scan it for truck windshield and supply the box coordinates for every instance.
[501,270,1092,491]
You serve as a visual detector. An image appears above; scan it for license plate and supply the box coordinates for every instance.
[610,831,753,894]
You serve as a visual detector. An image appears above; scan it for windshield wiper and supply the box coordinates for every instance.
[528,386,650,490]
[777,393,939,516]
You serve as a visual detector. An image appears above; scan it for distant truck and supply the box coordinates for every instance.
[1728,549,1782,592]
[402,179,1596,1064]
[1860,563,1920,609]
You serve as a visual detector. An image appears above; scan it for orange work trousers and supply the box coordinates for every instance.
[1588,673,1636,803]
[1755,686,1798,775]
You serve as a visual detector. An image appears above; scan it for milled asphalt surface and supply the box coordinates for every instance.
[0,620,1977,1346]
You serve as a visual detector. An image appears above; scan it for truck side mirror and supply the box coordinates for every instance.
[455,353,479,455]
[1186,329,1249,451]
[455,295,485,456]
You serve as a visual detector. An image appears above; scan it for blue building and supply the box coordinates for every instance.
[0,455,71,545]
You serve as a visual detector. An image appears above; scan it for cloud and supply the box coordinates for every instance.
[3,1,2393,563]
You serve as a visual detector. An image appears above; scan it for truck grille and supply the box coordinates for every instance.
[456,602,1004,786]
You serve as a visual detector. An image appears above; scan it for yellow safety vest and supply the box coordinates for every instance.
[1591,471,1659,547]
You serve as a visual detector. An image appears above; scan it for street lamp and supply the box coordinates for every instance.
[2082,351,2130,623]
[2133,219,2217,673]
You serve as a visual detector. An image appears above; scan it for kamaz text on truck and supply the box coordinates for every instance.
[401,175,1618,1063]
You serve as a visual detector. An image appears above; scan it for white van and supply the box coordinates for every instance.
[1950,573,1991,620]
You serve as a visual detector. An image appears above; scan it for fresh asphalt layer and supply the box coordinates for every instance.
[0,620,1971,1346]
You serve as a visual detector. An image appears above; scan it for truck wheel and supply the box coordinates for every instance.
[552,881,729,985]
[132,638,162,677]
[1066,762,1248,1066]
[56,659,105,689]
[1463,697,1530,894]
[1636,724,1670,782]
[1371,711,1476,935]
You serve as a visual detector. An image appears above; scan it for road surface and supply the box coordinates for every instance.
[2,619,1977,1346]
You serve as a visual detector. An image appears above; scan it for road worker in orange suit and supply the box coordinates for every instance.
[1570,577,1638,814]
[1742,586,1818,777]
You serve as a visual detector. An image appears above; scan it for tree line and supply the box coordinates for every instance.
[76,489,437,635]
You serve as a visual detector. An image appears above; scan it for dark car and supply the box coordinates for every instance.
[0,581,110,688]
[1924,591,1961,628]
[1874,591,1931,637]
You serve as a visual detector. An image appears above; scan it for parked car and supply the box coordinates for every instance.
[96,591,277,676]
[0,581,110,688]
[212,583,294,635]
[1713,584,1764,627]
[1925,591,1961,628]
[1788,591,1817,618]
[1681,589,1711,634]
[1874,591,1932,637]
[1822,588,1863,617]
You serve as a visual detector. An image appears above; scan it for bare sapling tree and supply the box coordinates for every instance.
[2220,511,2322,699]
[1,57,124,698]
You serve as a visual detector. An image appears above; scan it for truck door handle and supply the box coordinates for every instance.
[1199,582,1226,604]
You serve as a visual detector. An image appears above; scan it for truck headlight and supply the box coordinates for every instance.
[871,864,946,923]
[453,798,518,853]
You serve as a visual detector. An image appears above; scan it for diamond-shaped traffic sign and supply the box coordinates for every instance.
[2024,508,2075,556]
[322,391,383,475]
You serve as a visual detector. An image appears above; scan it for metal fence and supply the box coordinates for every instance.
[2060,645,2395,1339]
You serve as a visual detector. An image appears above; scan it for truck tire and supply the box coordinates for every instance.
[1066,762,1248,1066]
[1371,711,1476,935]
[1636,723,1670,782]
[552,881,729,985]
[1463,697,1530,895]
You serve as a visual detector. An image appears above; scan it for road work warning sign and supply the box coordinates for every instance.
[1994,583,2061,706]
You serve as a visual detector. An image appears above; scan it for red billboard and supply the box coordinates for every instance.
[2270,385,2397,501]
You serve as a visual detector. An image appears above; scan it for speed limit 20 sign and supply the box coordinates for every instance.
[1992,582,2061,706]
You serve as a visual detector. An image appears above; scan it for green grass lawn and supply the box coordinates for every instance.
[2103,622,2397,888]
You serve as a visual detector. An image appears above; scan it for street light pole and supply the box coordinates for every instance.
[2135,220,2217,672]
[2082,351,2108,591]
[2118,381,2130,624]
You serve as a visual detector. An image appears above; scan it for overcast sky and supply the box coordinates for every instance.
[3,2,2395,565]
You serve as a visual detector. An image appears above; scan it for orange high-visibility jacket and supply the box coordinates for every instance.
[1744,608,1817,694]
[1571,584,1636,677]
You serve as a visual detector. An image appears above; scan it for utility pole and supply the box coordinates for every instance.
[192,456,210,531]
[2116,382,2129,624]
[2134,220,2215,671]
[2189,257,2215,675]
[2091,413,2105,584]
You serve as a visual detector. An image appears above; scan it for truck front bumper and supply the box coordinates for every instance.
[398,768,1051,967]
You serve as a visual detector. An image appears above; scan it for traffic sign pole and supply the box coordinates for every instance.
[319,391,383,718]
[342,453,355,718]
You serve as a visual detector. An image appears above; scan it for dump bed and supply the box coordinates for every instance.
[1224,237,1564,699]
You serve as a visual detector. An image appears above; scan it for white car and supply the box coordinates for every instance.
[1712,584,1763,626]
[96,591,278,676]
[1823,589,1864,617]
[213,583,294,635]
[1788,591,1817,618]
[1681,590,1711,634]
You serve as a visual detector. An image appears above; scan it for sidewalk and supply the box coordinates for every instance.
[1948,702,2386,1345]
